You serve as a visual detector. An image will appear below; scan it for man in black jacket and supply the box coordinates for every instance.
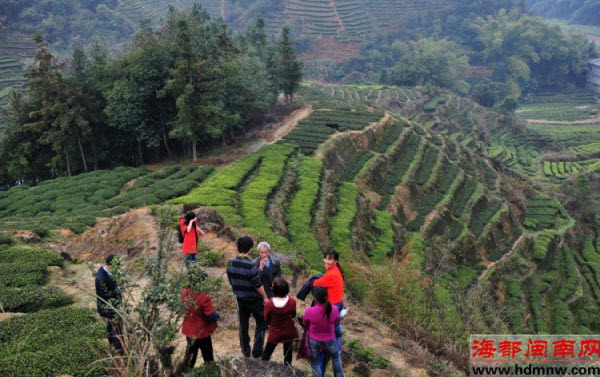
[95,254,123,352]
[252,241,281,299]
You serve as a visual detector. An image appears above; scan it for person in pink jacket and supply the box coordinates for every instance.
[302,286,345,377]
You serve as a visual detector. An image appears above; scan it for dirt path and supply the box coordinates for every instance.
[40,219,436,377]
[478,234,526,282]
[330,0,346,32]
[247,107,313,152]
[191,107,312,166]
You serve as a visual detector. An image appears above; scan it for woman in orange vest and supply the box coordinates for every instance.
[179,211,205,268]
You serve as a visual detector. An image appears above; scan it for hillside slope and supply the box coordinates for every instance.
[2,84,600,375]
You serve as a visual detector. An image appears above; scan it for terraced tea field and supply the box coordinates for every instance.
[0,165,213,234]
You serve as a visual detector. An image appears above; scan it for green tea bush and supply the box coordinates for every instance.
[468,197,503,236]
[170,153,262,226]
[380,131,423,195]
[450,177,477,218]
[374,121,405,153]
[408,162,460,232]
[0,247,70,313]
[533,230,557,260]
[340,150,374,182]
[287,158,324,268]
[371,210,394,264]
[0,165,212,234]
[0,306,105,377]
[414,144,439,186]
[0,285,73,312]
[240,144,296,252]
[282,106,384,155]
[330,183,359,261]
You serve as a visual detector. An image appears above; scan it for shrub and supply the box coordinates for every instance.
[239,144,296,253]
[0,307,105,377]
[0,285,73,312]
[200,250,223,267]
[371,210,394,264]
[533,230,557,260]
[287,158,324,268]
[0,233,14,245]
[329,183,359,261]
[345,338,390,369]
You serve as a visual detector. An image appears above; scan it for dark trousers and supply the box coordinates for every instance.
[185,253,196,268]
[261,341,293,366]
[106,318,123,353]
[237,299,267,358]
[183,336,214,370]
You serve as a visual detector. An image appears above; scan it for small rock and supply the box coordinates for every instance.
[203,222,223,231]
[19,232,41,243]
[60,251,73,262]
[353,361,371,377]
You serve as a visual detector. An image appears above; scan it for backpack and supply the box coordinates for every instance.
[178,227,185,243]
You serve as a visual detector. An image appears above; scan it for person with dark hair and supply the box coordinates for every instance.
[179,266,219,373]
[253,241,282,299]
[303,286,344,377]
[313,250,346,375]
[95,254,123,352]
[179,210,205,269]
[226,236,269,358]
[261,278,298,366]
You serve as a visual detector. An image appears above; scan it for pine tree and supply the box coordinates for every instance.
[276,27,303,103]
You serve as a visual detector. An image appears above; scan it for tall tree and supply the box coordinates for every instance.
[276,27,303,103]
[24,35,74,176]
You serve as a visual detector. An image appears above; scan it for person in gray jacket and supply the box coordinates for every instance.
[253,241,281,299]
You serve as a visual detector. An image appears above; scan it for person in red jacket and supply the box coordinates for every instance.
[261,278,299,366]
[180,267,219,373]
[179,211,205,269]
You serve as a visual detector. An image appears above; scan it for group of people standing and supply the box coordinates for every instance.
[179,210,348,376]
[95,209,348,377]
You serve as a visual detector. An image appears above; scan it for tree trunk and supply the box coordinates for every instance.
[76,131,88,172]
[160,126,172,159]
[137,139,144,166]
[158,113,172,159]
[229,125,234,141]
[192,139,197,162]
[222,133,227,147]
[64,145,72,177]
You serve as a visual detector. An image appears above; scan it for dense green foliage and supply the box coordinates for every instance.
[0,306,105,377]
[329,182,359,261]
[287,157,324,268]
[0,247,71,313]
[0,165,211,233]
[0,8,302,187]
[0,0,132,50]
[470,9,596,95]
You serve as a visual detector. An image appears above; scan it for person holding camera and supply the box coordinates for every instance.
[179,211,205,268]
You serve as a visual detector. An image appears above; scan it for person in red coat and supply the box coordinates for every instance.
[179,211,205,269]
[180,268,219,373]
[261,277,299,366]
